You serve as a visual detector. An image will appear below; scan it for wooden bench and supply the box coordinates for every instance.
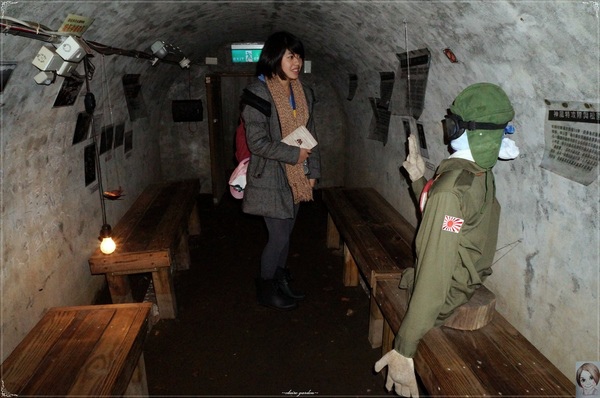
[324,187,573,395]
[322,187,416,347]
[373,280,574,396]
[1,303,152,396]
[89,179,201,319]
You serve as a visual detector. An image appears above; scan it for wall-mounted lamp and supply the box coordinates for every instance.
[150,40,191,69]
[150,40,169,59]
[33,70,56,85]
[30,36,91,85]
[31,43,79,84]
[56,36,92,62]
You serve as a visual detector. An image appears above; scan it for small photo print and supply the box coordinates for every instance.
[0,61,17,92]
[576,361,600,397]
[99,125,114,155]
[416,122,429,159]
[72,112,92,145]
[114,123,125,148]
[84,143,96,186]
[124,130,133,154]
[53,74,84,107]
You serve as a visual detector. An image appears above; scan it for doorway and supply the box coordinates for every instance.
[205,72,254,204]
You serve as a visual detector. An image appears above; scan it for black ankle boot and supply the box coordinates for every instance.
[255,278,297,310]
[275,267,306,300]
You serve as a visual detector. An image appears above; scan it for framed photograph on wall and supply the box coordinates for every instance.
[123,74,148,121]
[72,112,92,145]
[91,113,103,139]
[124,130,133,154]
[53,74,84,107]
[114,123,125,148]
[99,125,114,155]
[0,62,17,93]
[416,122,429,159]
[84,143,96,186]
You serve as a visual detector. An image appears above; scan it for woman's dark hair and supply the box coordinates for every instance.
[256,31,304,80]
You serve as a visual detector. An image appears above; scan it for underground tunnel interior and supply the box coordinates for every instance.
[0,1,598,395]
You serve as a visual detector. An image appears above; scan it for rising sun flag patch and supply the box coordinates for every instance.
[442,215,464,233]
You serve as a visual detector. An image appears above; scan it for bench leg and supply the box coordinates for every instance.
[174,231,191,271]
[326,214,341,249]
[369,294,383,348]
[188,202,201,236]
[153,267,177,319]
[125,353,149,397]
[343,244,359,287]
[382,318,395,354]
[378,319,395,382]
[106,274,133,304]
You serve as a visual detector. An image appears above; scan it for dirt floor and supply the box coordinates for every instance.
[139,190,392,397]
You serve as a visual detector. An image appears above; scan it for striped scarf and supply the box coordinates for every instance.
[266,77,313,203]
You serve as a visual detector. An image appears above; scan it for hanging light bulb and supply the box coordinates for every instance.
[84,64,118,256]
[99,224,116,254]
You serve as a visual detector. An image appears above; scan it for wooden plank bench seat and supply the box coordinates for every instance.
[322,187,417,347]
[323,187,416,288]
[1,303,152,396]
[373,280,574,396]
[88,179,201,319]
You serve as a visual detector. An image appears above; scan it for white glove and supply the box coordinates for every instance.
[402,135,425,182]
[374,350,419,397]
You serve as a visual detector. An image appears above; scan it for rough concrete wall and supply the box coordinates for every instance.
[342,1,599,378]
[1,6,164,361]
[0,0,596,381]
[159,68,213,192]
[158,64,345,190]
[291,71,346,189]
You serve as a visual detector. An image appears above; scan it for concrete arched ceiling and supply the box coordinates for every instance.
[79,1,408,74]
[1,1,598,382]
[6,1,594,99]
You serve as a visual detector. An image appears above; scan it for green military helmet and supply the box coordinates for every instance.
[450,83,515,169]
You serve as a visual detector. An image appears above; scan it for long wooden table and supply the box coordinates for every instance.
[88,179,200,319]
[1,303,152,396]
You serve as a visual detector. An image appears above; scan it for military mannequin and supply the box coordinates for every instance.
[375,83,519,396]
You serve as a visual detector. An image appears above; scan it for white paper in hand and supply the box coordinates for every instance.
[281,126,318,149]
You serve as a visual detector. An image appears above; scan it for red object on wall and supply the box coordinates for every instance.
[443,48,458,63]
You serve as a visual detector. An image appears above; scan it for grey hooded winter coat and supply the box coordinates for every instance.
[241,79,320,219]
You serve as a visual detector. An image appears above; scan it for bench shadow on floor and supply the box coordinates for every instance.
[135,190,389,396]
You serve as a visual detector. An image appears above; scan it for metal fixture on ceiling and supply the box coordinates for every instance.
[1,15,193,86]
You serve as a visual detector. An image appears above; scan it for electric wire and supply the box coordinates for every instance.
[101,55,115,129]
[83,59,108,228]
[1,15,187,66]
[100,54,123,192]
[404,19,412,119]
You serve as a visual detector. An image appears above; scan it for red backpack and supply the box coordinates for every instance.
[235,116,251,163]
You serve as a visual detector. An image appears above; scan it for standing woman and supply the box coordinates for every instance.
[241,31,320,311]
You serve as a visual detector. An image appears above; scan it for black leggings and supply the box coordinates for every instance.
[261,206,299,279]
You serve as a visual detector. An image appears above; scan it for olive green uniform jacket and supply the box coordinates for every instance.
[394,158,500,357]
